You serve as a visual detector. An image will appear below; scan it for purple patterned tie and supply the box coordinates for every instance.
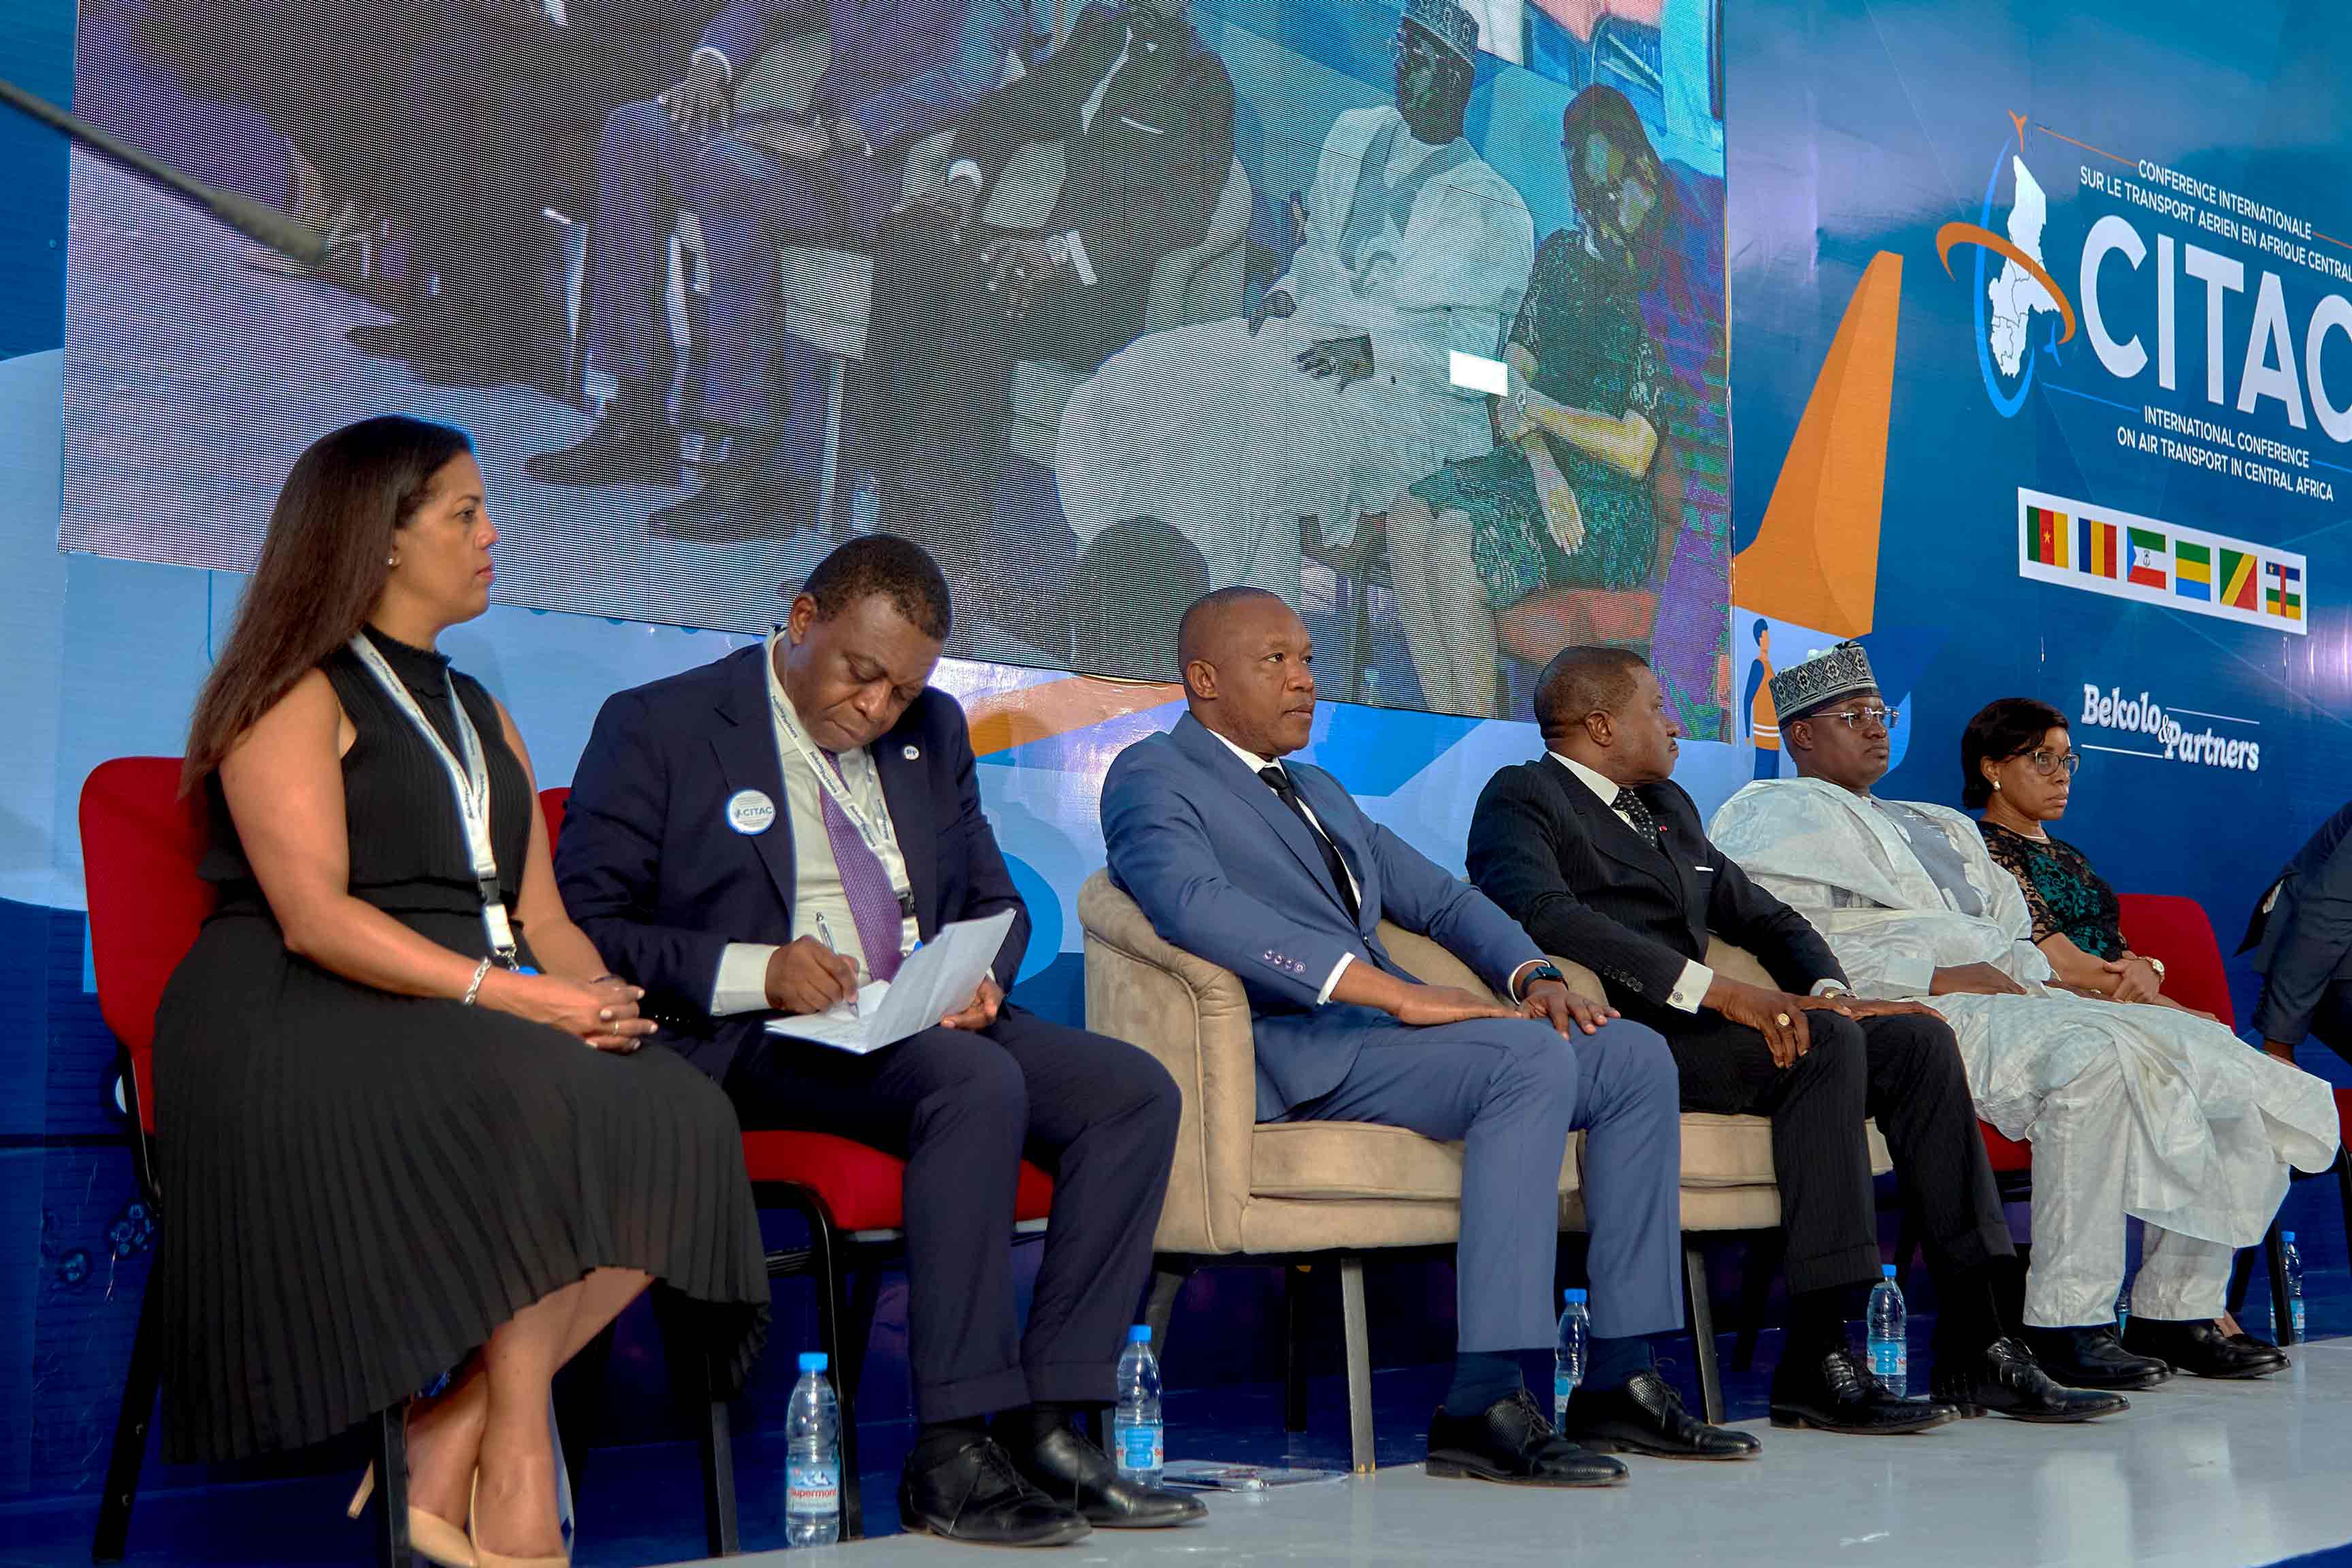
[817,751,905,981]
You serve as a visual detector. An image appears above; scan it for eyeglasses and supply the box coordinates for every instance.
[2019,749,2081,779]
[1818,705,1898,732]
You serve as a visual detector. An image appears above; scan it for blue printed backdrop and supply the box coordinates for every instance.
[1727,0,2352,1060]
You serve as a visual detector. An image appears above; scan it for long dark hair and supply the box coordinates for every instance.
[182,416,474,791]
[1960,696,2067,808]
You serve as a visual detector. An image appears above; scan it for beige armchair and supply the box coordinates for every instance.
[1078,870,1891,1458]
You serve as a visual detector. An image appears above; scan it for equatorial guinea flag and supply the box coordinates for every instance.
[2127,527,2168,588]
[2025,505,2068,567]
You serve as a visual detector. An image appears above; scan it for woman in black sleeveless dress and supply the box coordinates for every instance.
[156,416,767,1567]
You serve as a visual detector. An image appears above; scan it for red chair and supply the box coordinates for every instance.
[537,788,1058,1541]
[78,757,421,1565]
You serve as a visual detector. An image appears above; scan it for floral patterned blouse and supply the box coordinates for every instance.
[1978,821,2125,960]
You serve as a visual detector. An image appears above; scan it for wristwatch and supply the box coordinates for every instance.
[2144,956,2166,979]
[1515,962,1567,1001]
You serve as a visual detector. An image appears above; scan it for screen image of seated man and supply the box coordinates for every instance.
[1054,0,1533,604]
[351,0,717,387]
[528,0,1034,541]
[851,0,1235,584]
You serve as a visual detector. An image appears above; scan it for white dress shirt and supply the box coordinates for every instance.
[710,633,920,1015]
[1546,751,1716,1013]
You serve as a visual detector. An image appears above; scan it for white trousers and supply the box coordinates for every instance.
[2022,1049,2282,1325]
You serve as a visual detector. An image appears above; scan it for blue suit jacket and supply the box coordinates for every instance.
[2243,798,2352,1041]
[1101,712,1544,1119]
[555,643,1029,1082]
[701,0,1026,152]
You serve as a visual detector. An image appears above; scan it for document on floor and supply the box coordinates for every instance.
[766,909,1016,1054]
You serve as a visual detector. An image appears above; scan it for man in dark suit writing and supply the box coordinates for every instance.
[1467,647,2122,1430]
[555,536,1201,1546]
[1102,589,1752,1490]
[2244,798,2352,1068]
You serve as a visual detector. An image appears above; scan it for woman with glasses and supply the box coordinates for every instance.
[1965,698,2202,1011]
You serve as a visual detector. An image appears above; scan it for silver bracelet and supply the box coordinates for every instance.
[461,957,493,1007]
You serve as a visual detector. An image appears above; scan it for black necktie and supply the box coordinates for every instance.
[1259,764,1361,923]
[1615,785,1663,847]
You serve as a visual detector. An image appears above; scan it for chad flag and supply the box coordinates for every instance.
[2077,517,2118,578]
[2174,539,2212,600]
[2025,505,2069,566]
[2220,548,2259,609]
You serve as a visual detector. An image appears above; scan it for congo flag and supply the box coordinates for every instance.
[2219,548,2259,609]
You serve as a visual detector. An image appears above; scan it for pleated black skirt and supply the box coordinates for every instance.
[152,909,770,1464]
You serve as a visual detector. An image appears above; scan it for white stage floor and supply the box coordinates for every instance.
[678,1340,2352,1568]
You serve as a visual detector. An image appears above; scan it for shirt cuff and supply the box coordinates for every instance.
[1810,977,1855,998]
[713,941,779,1015]
[947,158,984,189]
[691,44,732,81]
[1062,229,1097,286]
[1666,958,1713,1013]
[1316,951,1356,1007]
[1878,955,1938,998]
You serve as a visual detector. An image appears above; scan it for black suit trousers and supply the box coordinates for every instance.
[723,1004,1179,1422]
[1633,1004,2014,1294]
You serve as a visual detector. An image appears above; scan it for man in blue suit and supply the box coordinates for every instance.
[1101,588,1746,1488]
[555,537,1202,1546]
[2246,797,2352,1068]
[529,0,1030,530]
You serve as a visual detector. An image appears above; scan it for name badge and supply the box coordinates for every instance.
[726,789,777,835]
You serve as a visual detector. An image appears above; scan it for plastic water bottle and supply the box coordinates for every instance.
[2283,1231,2306,1343]
[1554,1288,1590,1426]
[1865,1265,1907,1396]
[2115,1278,2131,1334]
[785,1351,841,1548]
[1112,1325,1164,1487]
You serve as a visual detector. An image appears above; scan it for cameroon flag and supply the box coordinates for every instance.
[2220,548,2259,609]
[2174,539,2212,600]
[2025,505,2069,566]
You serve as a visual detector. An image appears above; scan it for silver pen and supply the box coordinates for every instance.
[813,913,860,1017]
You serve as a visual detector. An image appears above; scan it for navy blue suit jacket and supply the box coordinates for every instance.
[2244,798,2352,1041]
[701,0,1022,152]
[1101,712,1544,1120]
[555,643,1029,1082]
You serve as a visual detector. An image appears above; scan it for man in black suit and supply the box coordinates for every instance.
[555,536,1203,1546]
[2244,798,2352,1068]
[1467,647,2123,1430]
[853,0,1234,570]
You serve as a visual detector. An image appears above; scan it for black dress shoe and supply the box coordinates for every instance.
[1768,1347,1960,1435]
[2121,1318,2288,1379]
[1426,1388,1627,1486]
[647,454,799,542]
[408,342,525,388]
[526,414,680,487]
[348,314,427,357]
[1931,1337,2132,1422]
[1007,1424,1206,1528]
[898,1436,1092,1548]
[2020,1324,2172,1390]
[1560,1368,1761,1460]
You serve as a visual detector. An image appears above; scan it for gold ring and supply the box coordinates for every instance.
[1776,1013,1793,1027]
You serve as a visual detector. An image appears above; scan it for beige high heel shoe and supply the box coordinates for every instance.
[467,1473,570,1568]
[347,1464,478,1568]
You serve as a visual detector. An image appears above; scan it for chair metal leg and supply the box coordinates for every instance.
[815,356,847,536]
[2266,1223,2293,1346]
[2336,1145,2352,1245]
[93,1274,168,1562]
[1284,1264,1313,1432]
[374,1407,412,1568]
[1685,1242,1723,1426]
[2227,1243,2257,1318]
[1142,1260,1188,1357]
[1732,1232,1783,1373]
[1338,1256,1375,1474]
[806,1206,862,1543]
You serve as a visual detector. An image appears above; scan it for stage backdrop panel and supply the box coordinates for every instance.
[1725,0,2352,1058]
[57,0,1732,726]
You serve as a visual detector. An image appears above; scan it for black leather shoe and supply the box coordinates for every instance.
[1931,1337,2132,1422]
[2121,1318,2287,1379]
[898,1437,1092,1548]
[649,446,802,542]
[1769,1348,1960,1435]
[1561,1368,1761,1459]
[2021,1324,2172,1390]
[1426,1388,1628,1486]
[1008,1424,1207,1528]
[526,414,679,487]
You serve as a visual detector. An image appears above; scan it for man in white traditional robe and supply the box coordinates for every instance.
[1709,644,2338,1392]
[1053,0,1535,600]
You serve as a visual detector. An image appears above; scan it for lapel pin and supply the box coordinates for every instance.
[902,744,921,760]
[724,789,777,835]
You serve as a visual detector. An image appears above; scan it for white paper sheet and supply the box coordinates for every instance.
[764,909,1017,1054]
